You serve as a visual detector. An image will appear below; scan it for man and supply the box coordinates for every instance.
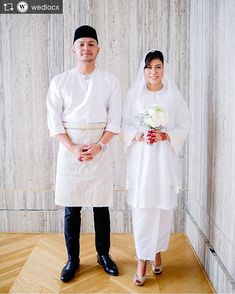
[46,25,121,282]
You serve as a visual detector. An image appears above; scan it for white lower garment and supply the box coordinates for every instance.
[55,123,113,207]
[132,207,173,261]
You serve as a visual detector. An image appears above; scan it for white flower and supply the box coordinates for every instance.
[136,105,169,129]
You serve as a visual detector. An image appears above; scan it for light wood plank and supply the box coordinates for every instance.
[3,234,214,293]
[0,233,42,293]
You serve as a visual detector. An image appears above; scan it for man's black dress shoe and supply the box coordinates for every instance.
[60,261,80,282]
[97,255,119,276]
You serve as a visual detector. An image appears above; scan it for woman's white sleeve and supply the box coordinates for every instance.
[121,99,138,152]
[167,97,190,154]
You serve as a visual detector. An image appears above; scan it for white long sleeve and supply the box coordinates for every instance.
[46,68,122,136]
[46,78,66,137]
[105,77,122,133]
[167,96,190,154]
[121,98,138,152]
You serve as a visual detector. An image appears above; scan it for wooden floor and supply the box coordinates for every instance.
[0,233,214,293]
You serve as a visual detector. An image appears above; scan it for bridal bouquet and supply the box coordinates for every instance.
[136,105,169,130]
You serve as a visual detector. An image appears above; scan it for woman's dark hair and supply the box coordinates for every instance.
[144,50,164,68]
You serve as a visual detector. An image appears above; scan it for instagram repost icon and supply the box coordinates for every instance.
[17,1,29,13]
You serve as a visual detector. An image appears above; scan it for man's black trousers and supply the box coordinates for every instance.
[64,206,110,262]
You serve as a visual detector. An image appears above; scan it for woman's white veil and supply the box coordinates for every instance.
[122,49,189,153]
[126,49,183,109]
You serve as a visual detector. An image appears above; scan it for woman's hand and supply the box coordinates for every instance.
[135,132,145,142]
[146,129,170,144]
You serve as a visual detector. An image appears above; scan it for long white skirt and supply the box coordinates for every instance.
[132,207,173,261]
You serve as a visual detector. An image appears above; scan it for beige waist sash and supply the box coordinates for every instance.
[63,122,106,130]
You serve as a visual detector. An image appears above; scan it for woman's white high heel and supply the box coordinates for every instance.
[133,260,147,286]
[152,262,163,274]
[133,272,146,286]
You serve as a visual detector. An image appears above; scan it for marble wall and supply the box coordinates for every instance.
[186,0,235,292]
[0,0,190,233]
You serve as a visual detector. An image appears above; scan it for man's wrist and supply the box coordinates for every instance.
[97,141,107,151]
[69,143,76,152]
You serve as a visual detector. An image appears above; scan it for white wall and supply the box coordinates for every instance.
[186,0,235,292]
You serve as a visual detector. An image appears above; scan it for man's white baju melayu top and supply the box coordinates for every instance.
[122,81,190,210]
[47,68,122,207]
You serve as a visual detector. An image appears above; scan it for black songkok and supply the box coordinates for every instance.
[73,25,98,44]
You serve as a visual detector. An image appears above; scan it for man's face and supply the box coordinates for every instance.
[73,38,99,63]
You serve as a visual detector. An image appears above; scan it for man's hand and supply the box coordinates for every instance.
[81,144,101,161]
[70,144,93,161]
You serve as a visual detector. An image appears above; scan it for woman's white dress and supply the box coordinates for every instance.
[122,82,190,260]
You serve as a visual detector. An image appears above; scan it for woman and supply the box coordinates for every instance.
[122,50,190,286]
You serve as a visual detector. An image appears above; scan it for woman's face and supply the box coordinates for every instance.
[144,58,164,90]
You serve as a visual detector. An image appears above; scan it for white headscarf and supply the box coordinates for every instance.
[126,49,183,112]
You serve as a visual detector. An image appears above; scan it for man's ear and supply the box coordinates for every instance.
[72,46,75,55]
